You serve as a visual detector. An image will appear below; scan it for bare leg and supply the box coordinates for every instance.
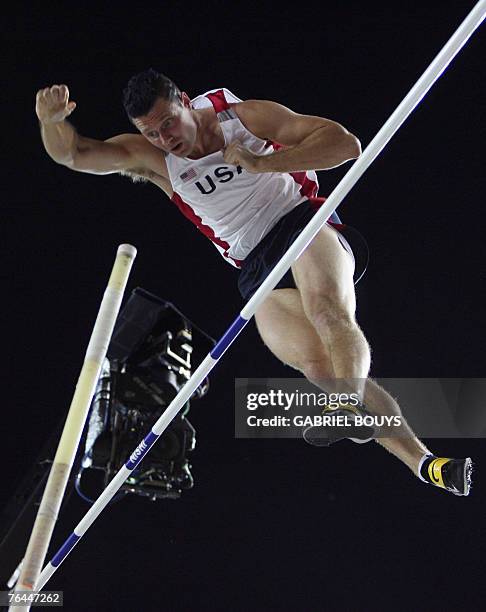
[255,226,432,475]
[362,378,429,472]
[292,226,432,473]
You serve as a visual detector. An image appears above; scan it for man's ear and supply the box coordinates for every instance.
[180,92,192,108]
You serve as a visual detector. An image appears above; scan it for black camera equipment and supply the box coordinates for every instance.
[77,288,215,502]
[0,288,215,584]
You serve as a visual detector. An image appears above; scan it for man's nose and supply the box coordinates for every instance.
[159,131,173,147]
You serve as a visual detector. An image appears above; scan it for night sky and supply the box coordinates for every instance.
[2,2,485,610]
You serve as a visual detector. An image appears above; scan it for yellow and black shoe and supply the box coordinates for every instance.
[419,455,473,496]
[302,403,377,447]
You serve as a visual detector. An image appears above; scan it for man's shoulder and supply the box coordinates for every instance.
[230,100,268,128]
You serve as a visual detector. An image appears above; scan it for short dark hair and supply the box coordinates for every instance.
[122,69,181,119]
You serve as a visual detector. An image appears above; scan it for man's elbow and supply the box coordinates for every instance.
[343,132,361,159]
[42,144,76,169]
[59,153,77,169]
[45,153,73,170]
[325,125,361,161]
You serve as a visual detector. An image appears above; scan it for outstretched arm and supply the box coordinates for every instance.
[35,84,171,192]
[36,84,138,174]
[224,99,361,173]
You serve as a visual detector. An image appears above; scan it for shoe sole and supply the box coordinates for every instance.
[302,421,375,447]
[462,457,473,496]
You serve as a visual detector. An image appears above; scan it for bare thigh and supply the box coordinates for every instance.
[292,223,357,318]
[254,287,334,378]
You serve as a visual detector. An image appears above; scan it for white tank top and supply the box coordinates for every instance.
[166,88,320,267]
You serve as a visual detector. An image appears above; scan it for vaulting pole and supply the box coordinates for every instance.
[10,245,136,610]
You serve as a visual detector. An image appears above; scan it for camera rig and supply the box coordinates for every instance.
[77,288,215,502]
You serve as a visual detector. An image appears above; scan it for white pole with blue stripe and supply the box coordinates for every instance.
[35,0,485,591]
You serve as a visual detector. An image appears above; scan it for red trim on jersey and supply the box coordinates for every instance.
[307,195,345,229]
[308,195,325,211]
[289,171,319,199]
[205,90,230,113]
[171,192,243,267]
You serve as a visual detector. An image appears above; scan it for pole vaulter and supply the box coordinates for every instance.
[28,0,485,594]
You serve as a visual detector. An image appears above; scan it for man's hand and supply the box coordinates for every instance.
[36,84,77,124]
[223,141,261,173]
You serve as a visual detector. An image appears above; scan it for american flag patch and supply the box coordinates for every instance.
[180,168,197,182]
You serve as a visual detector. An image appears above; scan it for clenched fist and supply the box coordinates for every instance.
[36,84,77,124]
[223,140,261,173]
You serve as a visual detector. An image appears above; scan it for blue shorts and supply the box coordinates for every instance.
[237,199,368,302]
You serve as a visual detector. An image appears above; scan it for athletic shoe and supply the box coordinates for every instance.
[419,456,473,496]
[302,403,377,447]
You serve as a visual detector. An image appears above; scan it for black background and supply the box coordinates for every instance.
[2,2,485,610]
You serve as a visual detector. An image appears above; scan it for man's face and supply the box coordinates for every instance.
[133,92,197,156]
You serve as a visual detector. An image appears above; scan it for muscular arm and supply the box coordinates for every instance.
[40,120,134,173]
[36,84,173,195]
[231,99,361,172]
